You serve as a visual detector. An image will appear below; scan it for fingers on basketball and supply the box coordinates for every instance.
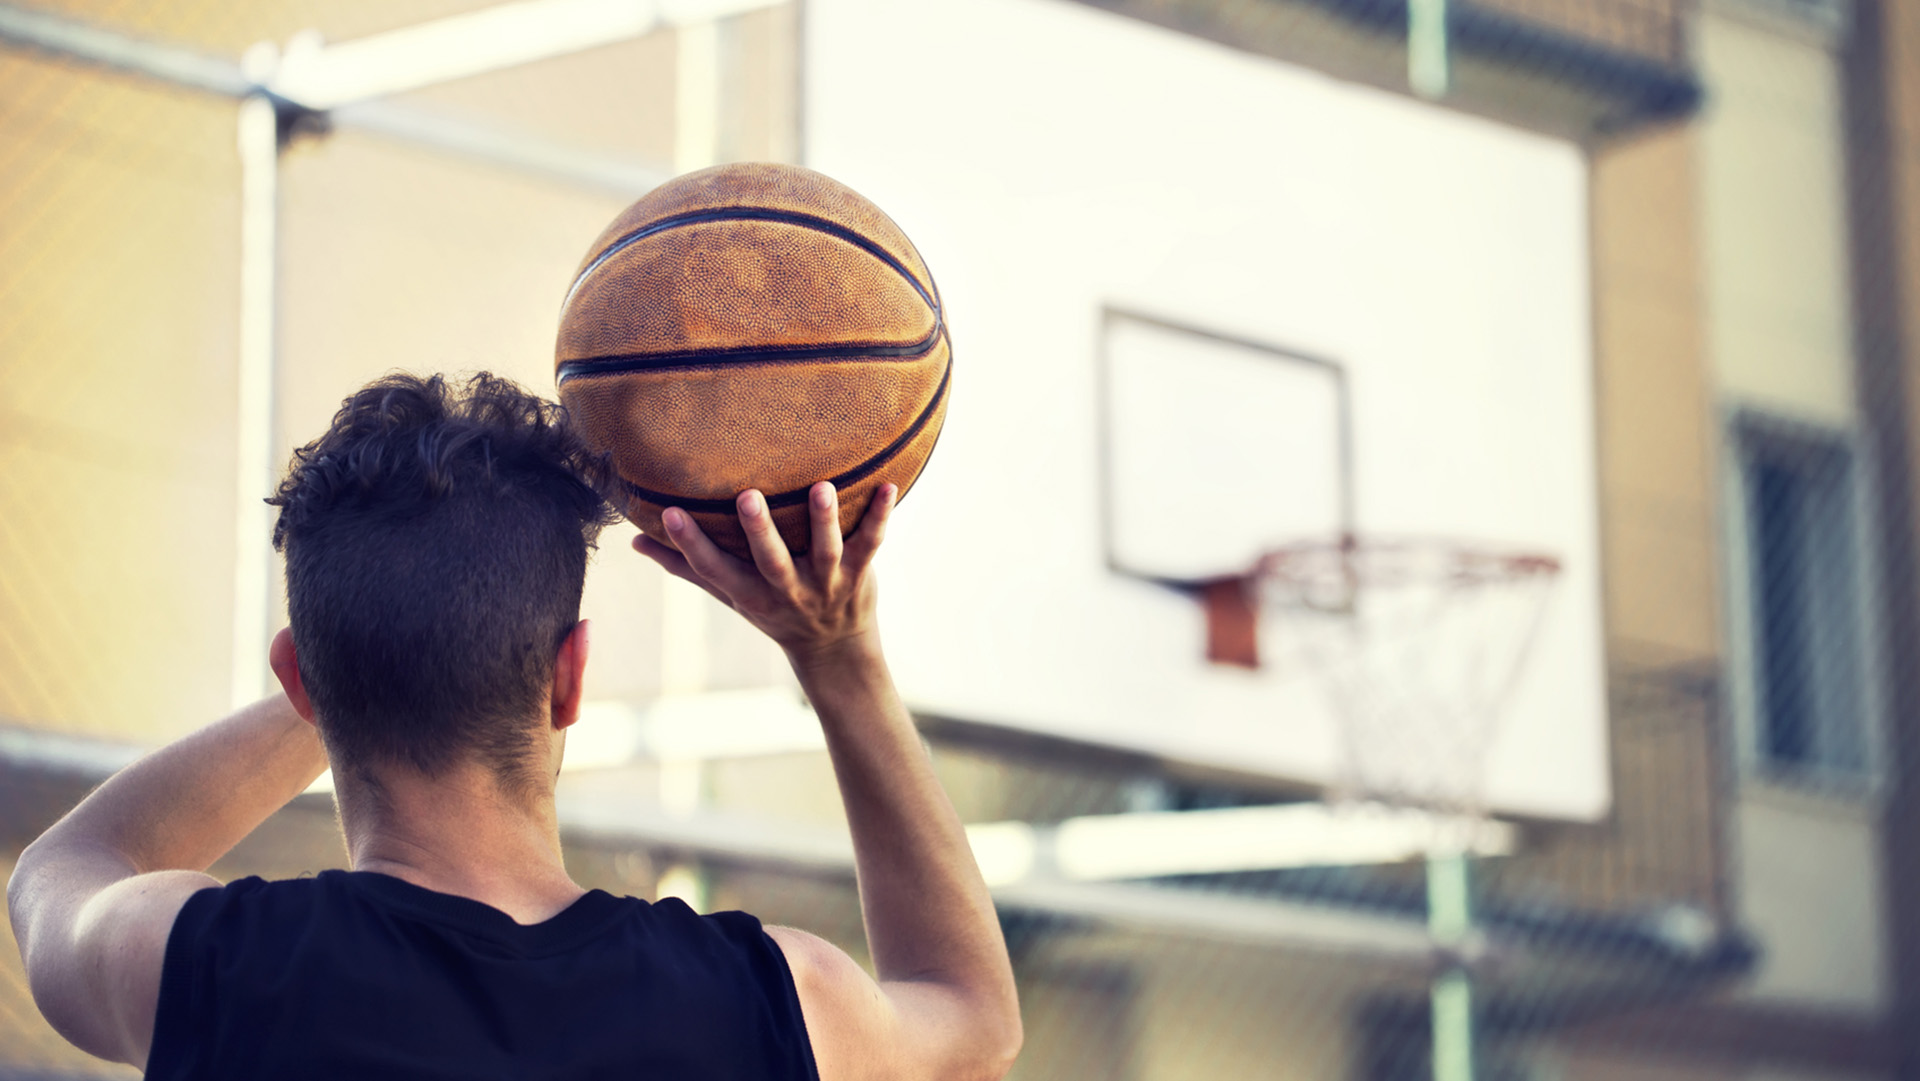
[809,484,844,579]
[737,490,802,594]
[662,507,761,602]
[842,484,896,577]
[632,532,730,606]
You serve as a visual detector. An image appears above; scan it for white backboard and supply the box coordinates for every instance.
[805,0,1608,821]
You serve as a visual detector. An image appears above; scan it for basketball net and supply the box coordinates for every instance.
[1254,536,1561,855]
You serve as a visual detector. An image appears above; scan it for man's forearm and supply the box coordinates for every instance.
[22,694,329,875]
[790,639,1016,1008]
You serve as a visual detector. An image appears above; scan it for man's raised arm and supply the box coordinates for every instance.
[634,482,1022,1081]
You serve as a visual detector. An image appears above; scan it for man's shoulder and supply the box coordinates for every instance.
[169,871,332,925]
[173,872,783,974]
[163,873,342,972]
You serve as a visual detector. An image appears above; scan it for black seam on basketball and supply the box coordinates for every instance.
[621,343,951,513]
[563,207,938,314]
[556,321,943,383]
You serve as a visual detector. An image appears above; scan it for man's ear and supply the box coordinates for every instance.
[269,627,316,724]
[551,619,590,731]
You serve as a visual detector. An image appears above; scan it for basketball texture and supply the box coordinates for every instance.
[554,163,950,561]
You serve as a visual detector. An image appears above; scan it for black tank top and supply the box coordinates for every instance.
[147,871,819,1080]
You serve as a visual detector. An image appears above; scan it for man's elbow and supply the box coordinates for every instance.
[9,833,91,949]
[983,1014,1024,1081]
[961,994,1023,1081]
[8,839,47,951]
[8,856,74,1054]
[8,848,63,1016]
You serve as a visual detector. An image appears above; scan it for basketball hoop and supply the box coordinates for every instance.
[1251,535,1559,1081]
[1254,535,1561,846]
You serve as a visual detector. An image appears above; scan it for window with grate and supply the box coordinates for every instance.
[1730,412,1875,788]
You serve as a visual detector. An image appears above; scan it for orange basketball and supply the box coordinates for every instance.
[554,163,950,561]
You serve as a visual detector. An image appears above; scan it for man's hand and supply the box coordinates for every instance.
[632,481,894,667]
[633,482,1022,1081]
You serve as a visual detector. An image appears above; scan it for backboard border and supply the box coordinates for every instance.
[1095,306,1357,589]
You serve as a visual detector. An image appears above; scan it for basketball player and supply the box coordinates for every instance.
[8,373,1021,1080]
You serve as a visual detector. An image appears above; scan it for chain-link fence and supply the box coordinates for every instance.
[1,1,1912,1079]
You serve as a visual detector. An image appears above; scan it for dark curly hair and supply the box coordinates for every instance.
[269,372,620,792]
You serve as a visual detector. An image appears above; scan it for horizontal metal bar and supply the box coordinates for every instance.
[554,788,1441,961]
[997,877,1439,959]
[0,3,252,97]
[333,100,669,196]
[0,724,143,776]
[272,0,785,111]
[0,4,669,196]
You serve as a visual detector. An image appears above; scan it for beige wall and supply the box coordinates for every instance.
[1696,6,1856,424]
[1733,790,1890,1011]
[1592,125,1720,666]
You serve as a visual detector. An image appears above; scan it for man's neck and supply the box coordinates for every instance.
[337,761,585,926]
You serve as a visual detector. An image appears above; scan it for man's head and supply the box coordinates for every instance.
[268,372,619,794]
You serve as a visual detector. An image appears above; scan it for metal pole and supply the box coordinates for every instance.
[1408,0,1449,101]
[230,81,280,708]
[0,3,252,96]
[1427,849,1475,1081]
